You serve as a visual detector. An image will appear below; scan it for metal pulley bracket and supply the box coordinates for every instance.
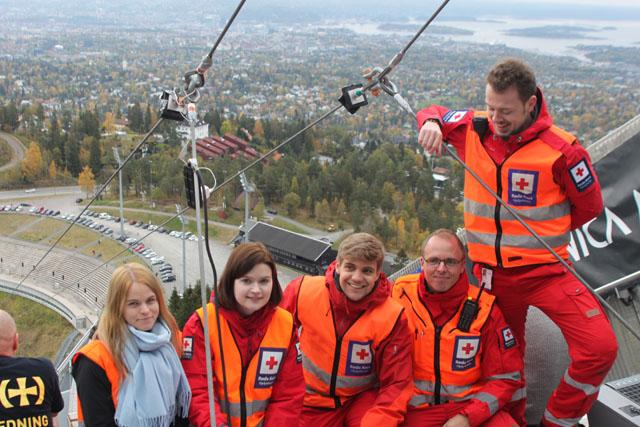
[339,84,368,114]
[184,70,205,93]
[159,90,187,122]
[377,76,416,117]
[362,67,383,96]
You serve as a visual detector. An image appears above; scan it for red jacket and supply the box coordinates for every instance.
[181,304,304,427]
[281,261,414,425]
[413,271,524,426]
[416,87,603,231]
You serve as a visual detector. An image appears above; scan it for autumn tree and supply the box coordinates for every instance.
[102,112,116,133]
[49,160,57,180]
[78,165,96,197]
[21,142,43,182]
[283,192,301,217]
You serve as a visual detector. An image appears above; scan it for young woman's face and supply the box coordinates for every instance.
[233,263,273,316]
[123,281,159,331]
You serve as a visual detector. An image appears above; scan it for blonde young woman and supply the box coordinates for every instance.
[72,263,191,427]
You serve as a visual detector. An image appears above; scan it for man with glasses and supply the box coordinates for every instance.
[392,229,523,427]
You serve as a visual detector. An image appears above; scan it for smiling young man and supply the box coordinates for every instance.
[415,59,618,427]
[281,232,413,426]
[393,229,523,427]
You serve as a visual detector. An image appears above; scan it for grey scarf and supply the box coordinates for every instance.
[114,320,191,427]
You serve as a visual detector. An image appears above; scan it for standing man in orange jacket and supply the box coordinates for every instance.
[416,58,618,426]
[281,232,414,426]
[393,229,523,427]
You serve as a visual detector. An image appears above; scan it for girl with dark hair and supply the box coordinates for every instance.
[181,242,303,427]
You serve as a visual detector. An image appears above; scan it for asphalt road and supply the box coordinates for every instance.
[0,131,25,172]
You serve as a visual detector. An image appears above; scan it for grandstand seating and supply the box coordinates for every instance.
[0,236,114,313]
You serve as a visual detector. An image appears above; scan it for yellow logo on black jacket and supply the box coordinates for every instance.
[0,376,45,408]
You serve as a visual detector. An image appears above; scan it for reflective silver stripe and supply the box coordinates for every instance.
[441,383,475,396]
[510,387,526,402]
[219,399,269,418]
[302,352,331,384]
[409,393,434,407]
[487,371,521,382]
[465,199,570,222]
[415,379,476,396]
[302,352,376,389]
[415,379,484,403]
[472,392,499,415]
[543,409,582,427]
[414,379,435,393]
[563,370,600,395]
[467,230,569,249]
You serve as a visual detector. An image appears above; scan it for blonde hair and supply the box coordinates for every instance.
[96,263,181,379]
[337,233,385,270]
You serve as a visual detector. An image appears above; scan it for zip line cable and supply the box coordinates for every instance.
[14,0,249,296]
[44,0,454,308]
[378,80,640,343]
[15,118,165,290]
[363,0,452,87]
[185,0,248,94]
[443,144,640,342]
[207,0,247,60]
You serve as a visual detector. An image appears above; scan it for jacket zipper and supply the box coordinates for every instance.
[328,302,366,408]
[330,335,343,407]
[434,325,442,405]
[494,164,503,267]
[240,365,247,427]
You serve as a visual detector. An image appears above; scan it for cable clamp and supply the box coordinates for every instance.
[159,90,187,122]
[338,84,368,114]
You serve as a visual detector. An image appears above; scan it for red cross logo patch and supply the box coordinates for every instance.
[508,169,539,207]
[181,336,193,360]
[502,327,516,349]
[346,341,373,376]
[255,348,285,389]
[569,159,594,192]
[452,336,480,371]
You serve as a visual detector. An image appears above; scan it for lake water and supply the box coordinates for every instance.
[325,18,640,60]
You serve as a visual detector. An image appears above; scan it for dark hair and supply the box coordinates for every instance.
[486,58,537,103]
[217,242,282,310]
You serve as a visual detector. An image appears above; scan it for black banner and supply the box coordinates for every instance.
[569,132,640,289]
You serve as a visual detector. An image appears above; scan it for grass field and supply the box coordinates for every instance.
[0,213,39,235]
[81,238,132,261]
[44,225,100,249]
[0,138,12,166]
[0,294,73,359]
[15,218,66,242]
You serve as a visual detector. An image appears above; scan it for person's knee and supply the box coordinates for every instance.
[572,327,618,374]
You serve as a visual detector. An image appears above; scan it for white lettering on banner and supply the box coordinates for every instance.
[568,206,634,261]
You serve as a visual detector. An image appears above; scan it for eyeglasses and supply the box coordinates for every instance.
[423,257,463,268]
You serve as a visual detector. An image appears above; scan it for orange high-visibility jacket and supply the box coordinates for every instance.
[392,274,495,407]
[296,276,405,408]
[74,340,120,425]
[197,303,293,427]
[464,114,575,267]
